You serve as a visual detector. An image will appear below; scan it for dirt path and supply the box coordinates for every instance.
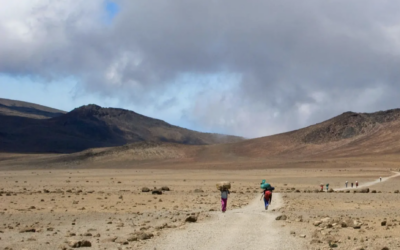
[334,171,400,191]
[143,193,306,250]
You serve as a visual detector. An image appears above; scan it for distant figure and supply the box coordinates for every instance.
[351,182,354,188]
[262,189,272,210]
[345,181,348,188]
[220,189,230,213]
[356,181,358,188]
[380,177,382,182]
[320,184,324,192]
[326,183,329,191]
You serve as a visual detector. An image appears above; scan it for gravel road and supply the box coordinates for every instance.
[334,171,400,191]
[144,193,306,250]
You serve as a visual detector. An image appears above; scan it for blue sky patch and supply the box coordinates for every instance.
[104,0,120,24]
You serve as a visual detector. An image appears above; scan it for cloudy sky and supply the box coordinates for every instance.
[1,0,400,138]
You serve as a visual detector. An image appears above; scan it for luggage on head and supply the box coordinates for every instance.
[216,181,231,191]
[260,179,271,190]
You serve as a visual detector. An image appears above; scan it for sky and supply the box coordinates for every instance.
[1,0,400,138]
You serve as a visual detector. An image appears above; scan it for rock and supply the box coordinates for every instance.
[152,190,162,195]
[352,247,365,250]
[134,232,154,240]
[341,221,347,228]
[101,236,117,243]
[371,190,376,193]
[328,188,334,193]
[394,190,399,193]
[276,215,287,221]
[68,240,92,248]
[19,228,36,233]
[142,187,150,192]
[359,188,369,193]
[299,234,306,238]
[313,221,322,226]
[185,215,198,223]
[321,217,331,223]
[127,235,138,242]
[194,189,204,193]
[381,247,389,250]
[381,221,387,226]
[115,237,129,245]
[161,186,170,191]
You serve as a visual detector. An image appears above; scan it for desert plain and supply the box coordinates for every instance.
[1,154,400,250]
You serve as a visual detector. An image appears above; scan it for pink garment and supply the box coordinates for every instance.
[221,198,228,212]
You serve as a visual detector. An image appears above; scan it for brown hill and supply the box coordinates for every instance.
[0,102,243,153]
[0,98,66,119]
[50,108,400,166]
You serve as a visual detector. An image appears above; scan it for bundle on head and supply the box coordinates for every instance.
[260,179,271,190]
[216,181,231,191]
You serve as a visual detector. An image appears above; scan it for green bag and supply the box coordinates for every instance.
[260,179,271,189]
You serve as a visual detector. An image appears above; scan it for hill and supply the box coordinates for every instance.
[0,98,66,119]
[47,108,400,167]
[0,101,243,153]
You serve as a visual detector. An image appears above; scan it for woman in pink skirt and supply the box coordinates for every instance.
[221,189,230,213]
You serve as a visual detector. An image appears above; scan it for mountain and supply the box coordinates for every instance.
[0,101,243,153]
[0,98,66,119]
[43,108,400,168]
[202,109,400,159]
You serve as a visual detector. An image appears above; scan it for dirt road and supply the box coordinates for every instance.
[144,193,306,250]
[334,171,400,191]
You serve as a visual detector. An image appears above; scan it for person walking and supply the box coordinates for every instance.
[326,183,329,192]
[356,181,358,188]
[220,189,230,213]
[345,181,348,188]
[351,182,354,188]
[261,189,272,210]
[380,177,382,182]
[320,183,324,192]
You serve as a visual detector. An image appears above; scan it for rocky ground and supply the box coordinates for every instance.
[0,168,398,250]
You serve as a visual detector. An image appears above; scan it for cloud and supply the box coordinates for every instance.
[1,0,400,137]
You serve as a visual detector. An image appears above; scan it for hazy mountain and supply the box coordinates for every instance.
[0,100,243,153]
[0,98,66,119]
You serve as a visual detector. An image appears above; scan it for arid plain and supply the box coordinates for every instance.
[1,154,400,250]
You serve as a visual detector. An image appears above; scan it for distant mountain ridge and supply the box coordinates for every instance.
[0,99,244,153]
[0,98,66,119]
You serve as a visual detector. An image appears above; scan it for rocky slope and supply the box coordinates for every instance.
[0,98,65,119]
[0,102,243,153]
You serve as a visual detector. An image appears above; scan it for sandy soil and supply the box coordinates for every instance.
[0,168,399,249]
[145,193,307,250]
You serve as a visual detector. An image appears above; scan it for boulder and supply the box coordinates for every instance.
[67,239,92,248]
[161,186,170,191]
[313,221,322,226]
[19,228,36,233]
[152,189,162,195]
[276,215,287,221]
[185,215,198,223]
[141,187,150,192]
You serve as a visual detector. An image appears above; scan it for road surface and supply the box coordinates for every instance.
[334,171,400,191]
[144,193,306,250]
